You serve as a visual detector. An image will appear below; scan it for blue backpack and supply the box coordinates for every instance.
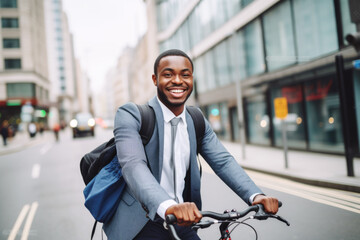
[80,104,205,239]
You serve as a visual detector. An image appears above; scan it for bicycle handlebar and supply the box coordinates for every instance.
[165,202,289,240]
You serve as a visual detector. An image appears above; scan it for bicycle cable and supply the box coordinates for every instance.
[227,217,258,240]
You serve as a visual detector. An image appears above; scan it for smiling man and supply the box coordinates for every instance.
[103,49,279,240]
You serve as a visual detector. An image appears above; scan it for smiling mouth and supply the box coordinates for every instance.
[169,89,186,93]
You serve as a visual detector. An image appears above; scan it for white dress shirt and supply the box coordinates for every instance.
[156,97,190,219]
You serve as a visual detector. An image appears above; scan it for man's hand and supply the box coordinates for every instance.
[165,202,202,226]
[252,195,279,214]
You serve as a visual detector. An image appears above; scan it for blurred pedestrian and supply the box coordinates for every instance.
[0,120,10,146]
[28,122,37,138]
[39,122,45,135]
[53,123,60,141]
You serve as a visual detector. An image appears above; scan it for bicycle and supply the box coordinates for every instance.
[165,202,290,240]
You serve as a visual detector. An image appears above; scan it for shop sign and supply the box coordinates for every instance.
[274,97,288,119]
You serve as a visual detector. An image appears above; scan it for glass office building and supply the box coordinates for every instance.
[152,0,359,155]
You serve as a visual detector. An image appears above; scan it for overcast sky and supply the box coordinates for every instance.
[62,0,147,92]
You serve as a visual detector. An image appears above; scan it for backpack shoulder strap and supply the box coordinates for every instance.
[136,104,155,145]
[186,106,205,153]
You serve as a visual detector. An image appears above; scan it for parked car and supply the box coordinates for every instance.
[70,112,95,138]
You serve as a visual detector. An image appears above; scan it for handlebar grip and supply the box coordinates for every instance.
[165,214,177,224]
[278,201,282,208]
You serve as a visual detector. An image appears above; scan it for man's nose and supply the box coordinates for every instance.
[172,74,182,84]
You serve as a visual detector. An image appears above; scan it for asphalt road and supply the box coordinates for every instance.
[0,127,359,240]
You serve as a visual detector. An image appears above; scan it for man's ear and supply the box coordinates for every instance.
[152,74,157,86]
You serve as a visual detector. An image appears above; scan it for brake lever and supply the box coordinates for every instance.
[268,215,290,226]
[253,204,290,226]
[192,220,215,230]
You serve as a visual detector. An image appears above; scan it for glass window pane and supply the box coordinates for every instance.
[271,84,306,149]
[224,0,242,20]
[3,38,20,48]
[246,95,270,145]
[231,31,247,81]
[340,0,357,43]
[263,0,296,70]
[7,83,35,98]
[353,70,360,150]
[194,56,207,93]
[207,104,223,135]
[196,0,213,40]
[293,0,338,60]
[304,76,344,153]
[0,0,17,8]
[243,0,254,7]
[4,59,21,69]
[219,102,231,141]
[214,40,231,86]
[210,0,227,29]
[243,19,266,76]
[204,50,217,90]
[1,18,19,28]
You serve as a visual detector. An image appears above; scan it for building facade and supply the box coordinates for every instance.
[146,0,360,156]
[0,0,50,130]
[44,0,78,126]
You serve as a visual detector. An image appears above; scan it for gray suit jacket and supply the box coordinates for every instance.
[103,97,262,240]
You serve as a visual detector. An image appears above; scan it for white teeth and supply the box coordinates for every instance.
[171,89,184,93]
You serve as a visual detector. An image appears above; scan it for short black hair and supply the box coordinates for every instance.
[153,49,194,76]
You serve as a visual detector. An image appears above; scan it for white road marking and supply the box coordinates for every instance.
[40,143,52,155]
[31,164,41,179]
[8,204,30,240]
[21,201,39,240]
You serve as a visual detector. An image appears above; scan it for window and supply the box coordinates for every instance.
[3,38,20,48]
[304,76,344,153]
[194,56,207,94]
[7,83,35,98]
[243,19,265,76]
[1,18,19,28]
[204,50,217,90]
[214,40,231,86]
[263,0,296,70]
[4,59,21,69]
[353,71,360,150]
[293,0,338,60]
[0,0,17,8]
[224,0,242,20]
[271,84,306,149]
[245,94,271,145]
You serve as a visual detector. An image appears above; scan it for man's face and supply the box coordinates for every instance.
[152,55,193,114]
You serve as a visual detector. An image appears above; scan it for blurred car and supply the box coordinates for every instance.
[70,112,96,138]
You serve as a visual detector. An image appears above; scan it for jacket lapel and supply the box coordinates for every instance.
[148,97,164,182]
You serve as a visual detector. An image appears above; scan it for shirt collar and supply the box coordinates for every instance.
[156,96,187,124]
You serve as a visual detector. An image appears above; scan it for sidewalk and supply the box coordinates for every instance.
[222,141,360,193]
[1,131,359,193]
[0,130,54,156]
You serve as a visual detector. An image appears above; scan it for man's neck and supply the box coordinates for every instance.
[156,97,185,116]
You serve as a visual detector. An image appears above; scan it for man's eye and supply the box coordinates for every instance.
[164,73,172,77]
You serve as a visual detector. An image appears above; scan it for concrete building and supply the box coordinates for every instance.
[142,0,360,157]
[44,0,77,126]
[0,0,50,130]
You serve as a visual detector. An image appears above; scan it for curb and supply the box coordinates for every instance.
[242,166,360,193]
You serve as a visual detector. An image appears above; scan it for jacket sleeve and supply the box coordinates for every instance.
[199,117,263,205]
[114,103,170,220]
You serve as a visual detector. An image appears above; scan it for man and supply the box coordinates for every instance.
[103,49,279,240]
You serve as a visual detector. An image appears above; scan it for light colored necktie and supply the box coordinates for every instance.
[170,117,181,202]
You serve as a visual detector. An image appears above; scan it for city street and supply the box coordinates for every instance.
[0,127,359,240]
